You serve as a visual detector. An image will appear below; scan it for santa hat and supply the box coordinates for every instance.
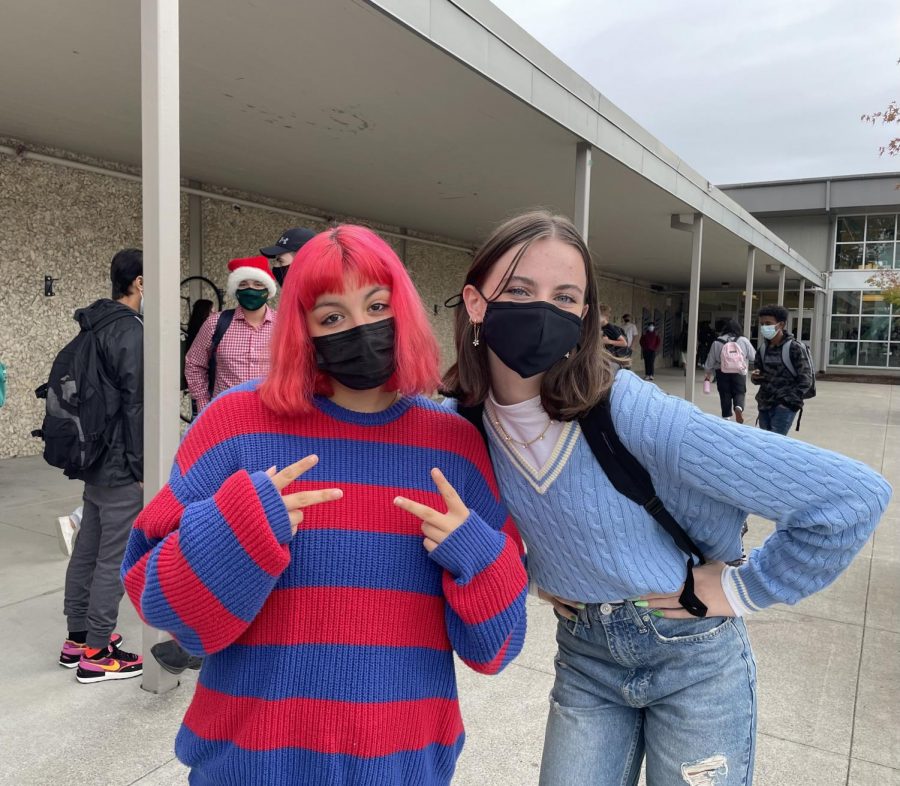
[227,256,278,299]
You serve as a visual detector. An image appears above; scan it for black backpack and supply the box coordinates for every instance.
[761,339,817,400]
[206,309,235,399]
[457,397,710,617]
[34,310,134,473]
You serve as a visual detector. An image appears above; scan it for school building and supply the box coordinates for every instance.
[1,0,836,480]
[721,173,900,375]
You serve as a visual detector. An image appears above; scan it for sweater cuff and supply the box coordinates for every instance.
[429,512,504,584]
[722,564,764,616]
[250,471,293,545]
[721,566,748,617]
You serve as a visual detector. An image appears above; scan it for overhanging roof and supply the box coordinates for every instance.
[0,0,822,289]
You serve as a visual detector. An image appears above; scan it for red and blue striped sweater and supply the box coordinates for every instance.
[121,382,527,786]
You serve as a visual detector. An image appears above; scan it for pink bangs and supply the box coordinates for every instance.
[259,225,442,416]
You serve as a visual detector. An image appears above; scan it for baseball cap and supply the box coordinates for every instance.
[260,227,316,258]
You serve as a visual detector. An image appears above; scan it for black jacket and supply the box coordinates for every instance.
[68,299,144,486]
[752,331,813,412]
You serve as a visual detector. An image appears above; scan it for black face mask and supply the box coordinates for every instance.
[312,318,396,390]
[272,265,289,287]
[481,301,582,378]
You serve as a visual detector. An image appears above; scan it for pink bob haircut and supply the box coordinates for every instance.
[259,224,441,416]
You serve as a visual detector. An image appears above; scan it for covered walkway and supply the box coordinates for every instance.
[2,373,897,785]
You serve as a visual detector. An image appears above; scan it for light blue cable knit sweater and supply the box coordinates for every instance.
[457,371,891,614]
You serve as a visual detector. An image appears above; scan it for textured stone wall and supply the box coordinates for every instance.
[0,147,190,459]
[0,144,471,458]
[0,141,683,459]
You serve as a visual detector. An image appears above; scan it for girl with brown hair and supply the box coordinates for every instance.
[443,210,888,786]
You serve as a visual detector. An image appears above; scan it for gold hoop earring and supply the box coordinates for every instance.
[471,321,481,347]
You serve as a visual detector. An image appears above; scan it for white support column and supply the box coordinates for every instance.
[574,141,592,240]
[797,280,806,340]
[685,215,704,402]
[141,0,181,695]
[743,247,756,338]
[777,265,786,304]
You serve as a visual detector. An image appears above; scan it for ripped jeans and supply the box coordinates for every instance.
[539,601,756,786]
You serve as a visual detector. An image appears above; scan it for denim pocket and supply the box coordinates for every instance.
[553,608,586,639]
[646,614,733,644]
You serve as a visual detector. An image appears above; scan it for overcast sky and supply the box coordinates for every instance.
[490,0,900,184]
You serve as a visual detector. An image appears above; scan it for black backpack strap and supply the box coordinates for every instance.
[579,400,709,617]
[456,401,489,446]
[207,309,235,399]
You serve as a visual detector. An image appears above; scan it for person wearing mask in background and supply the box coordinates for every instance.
[622,313,639,354]
[185,257,278,413]
[57,248,145,683]
[260,226,316,287]
[704,319,756,423]
[751,304,813,435]
[640,321,661,380]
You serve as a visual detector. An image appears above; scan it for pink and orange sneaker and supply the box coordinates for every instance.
[58,633,124,668]
[76,643,143,684]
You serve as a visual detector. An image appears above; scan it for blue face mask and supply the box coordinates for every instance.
[760,324,779,340]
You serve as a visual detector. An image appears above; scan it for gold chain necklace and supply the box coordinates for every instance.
[486,400,555,448]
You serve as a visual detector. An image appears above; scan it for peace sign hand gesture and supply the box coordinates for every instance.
[265,455,343,535]
[393,468,470,552]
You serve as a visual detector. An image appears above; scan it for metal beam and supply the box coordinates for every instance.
[671,213,704,401]
[685,215,703,402]
[140,0,181,695]
[777,265,786,304]
[188,186,202,304]
[797,280,806,340]
[743,247,756,338]
[574,141,592,240]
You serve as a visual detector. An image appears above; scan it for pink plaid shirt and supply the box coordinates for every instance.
[185,306,277,410]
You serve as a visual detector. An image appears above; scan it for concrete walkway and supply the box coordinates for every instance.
[1,369,897,785]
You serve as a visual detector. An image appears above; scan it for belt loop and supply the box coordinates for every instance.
[624,600,648,632]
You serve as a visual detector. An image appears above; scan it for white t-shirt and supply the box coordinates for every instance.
[623,322,639,346]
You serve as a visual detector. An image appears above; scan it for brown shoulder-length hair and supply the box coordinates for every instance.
[441,210,616,421]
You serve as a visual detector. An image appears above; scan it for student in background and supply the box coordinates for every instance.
[704,319,756,423]
[185,257,277,412]
[639,321,661,380]
[751,304,814,435]
[58,249,145,683]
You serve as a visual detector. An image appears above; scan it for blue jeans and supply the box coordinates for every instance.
[758,405,797,435]
[539,602,757,786]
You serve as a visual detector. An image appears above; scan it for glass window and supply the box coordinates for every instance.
[860,316,890,340]
[837,216,865,243]
[831,316,859,340]
[830,341,858,365]
[864,243,893,269]
[890,346,900,368]
[858,342,889,367]
[832,291,860,314]
[836,244,863,269]
[861,293,892,315]
[892,318,900,342]
[867,215,896,241]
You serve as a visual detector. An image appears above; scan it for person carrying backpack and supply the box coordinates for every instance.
[441,211,889,786]
[47,248,145,683]
[751,304,814,435]
[184,256,278,412]
[703,319,756,423]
